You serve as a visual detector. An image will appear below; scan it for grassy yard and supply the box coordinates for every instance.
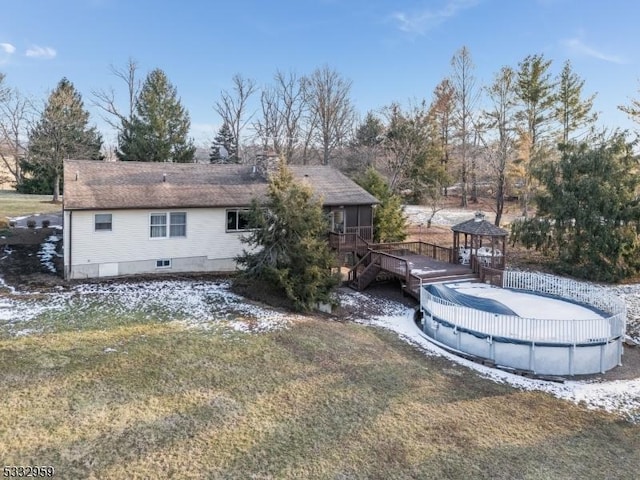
[0,190,61,219]
[1,293,639,479]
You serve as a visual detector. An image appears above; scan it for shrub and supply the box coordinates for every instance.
[42,219,51,228]
[26,219,36,229]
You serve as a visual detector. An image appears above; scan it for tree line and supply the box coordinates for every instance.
[3,46,640,282]
[1,48,635,210]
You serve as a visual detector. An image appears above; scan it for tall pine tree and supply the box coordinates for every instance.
[117,69,195,163]
[209,122,238,163]
[515,54,556,217]
[236,165,339,311]
[555,60,597,144]
[22,78,102,200]
[356,167,407,243]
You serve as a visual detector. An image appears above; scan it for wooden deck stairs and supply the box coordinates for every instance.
[356,263,381,290]
[341,241,485,300]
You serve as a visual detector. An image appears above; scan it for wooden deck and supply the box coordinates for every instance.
[343,240,479,300]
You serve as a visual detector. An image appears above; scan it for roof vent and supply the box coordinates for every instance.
[474,211,485,222]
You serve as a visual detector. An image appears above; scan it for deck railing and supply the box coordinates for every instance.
[345,226,373,242]
[369,241,453,264]
[470,254,505,273]
[347,250,411,284]
[421,270,626,345]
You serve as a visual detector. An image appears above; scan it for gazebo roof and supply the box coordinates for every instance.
[451,212,508,237]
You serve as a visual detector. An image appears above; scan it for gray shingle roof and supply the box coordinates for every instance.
[451,216,508,236]
[63,159,379,210]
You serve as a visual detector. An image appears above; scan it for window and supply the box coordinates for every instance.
[95,213,112,231]
[170,212,186,237]
[226,209,251,231]
[156,259,171,268]
[150,212,187,238]
[150,213,167,238]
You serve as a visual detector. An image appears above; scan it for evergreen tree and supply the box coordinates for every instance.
[117,68,195,163]
[381,102,445,205]
[515,54,556,216]
[354,111,384,148]
[619,80,640,126]
[236,165,340,311]
[209,122,238,163]
[555,60,597,143]
[356,167,407,243]
[511,132,640,281]
[347,111,384,172]
[22,78,102,200]
[429,78,455,196]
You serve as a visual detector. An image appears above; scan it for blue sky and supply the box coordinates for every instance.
[2,0,639,146]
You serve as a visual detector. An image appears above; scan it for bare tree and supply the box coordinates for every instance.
[253,71,307,164]
[484,66,518,226]
[91,58,141,135]
[305,65,355,165]
[214,74,257,162]
[450,46,481,207]
[0,84,33,188]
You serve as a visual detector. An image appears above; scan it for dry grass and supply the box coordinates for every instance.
[0,190,61,219]
[1,316,639,479]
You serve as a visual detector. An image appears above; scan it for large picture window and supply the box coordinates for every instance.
[95,213,112,231]
[150,212,186,238]
[226,209,251,231]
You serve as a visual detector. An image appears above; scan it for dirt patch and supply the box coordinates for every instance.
[0,227,64,289]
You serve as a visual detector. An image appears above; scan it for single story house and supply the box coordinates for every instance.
[62,158,378,280]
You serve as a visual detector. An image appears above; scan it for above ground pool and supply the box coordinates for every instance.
[419,270,627,376]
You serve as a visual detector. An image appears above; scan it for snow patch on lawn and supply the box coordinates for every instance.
[38,235,61,273]
[0,279,291,335]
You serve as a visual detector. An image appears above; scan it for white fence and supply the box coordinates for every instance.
[421,270,626,345]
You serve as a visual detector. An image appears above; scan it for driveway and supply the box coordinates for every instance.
[9,211,63,228]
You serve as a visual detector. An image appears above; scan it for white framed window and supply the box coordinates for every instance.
[150,213,167,238]
[226,209,251,232]
[170,212,186,237]
[95,213,112,231]
[150,212,186,238]
[156,259,171,268]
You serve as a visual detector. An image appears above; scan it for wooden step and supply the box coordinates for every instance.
[357,264,381,290]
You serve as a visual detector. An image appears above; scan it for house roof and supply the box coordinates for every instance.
[63,159,379,211]
[451,214,508,237]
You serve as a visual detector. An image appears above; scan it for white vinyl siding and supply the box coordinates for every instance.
[67,209,251,270]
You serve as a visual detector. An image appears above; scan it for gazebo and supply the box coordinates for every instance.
[451,212,508,270]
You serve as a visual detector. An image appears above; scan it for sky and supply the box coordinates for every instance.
[2,0,640,147]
